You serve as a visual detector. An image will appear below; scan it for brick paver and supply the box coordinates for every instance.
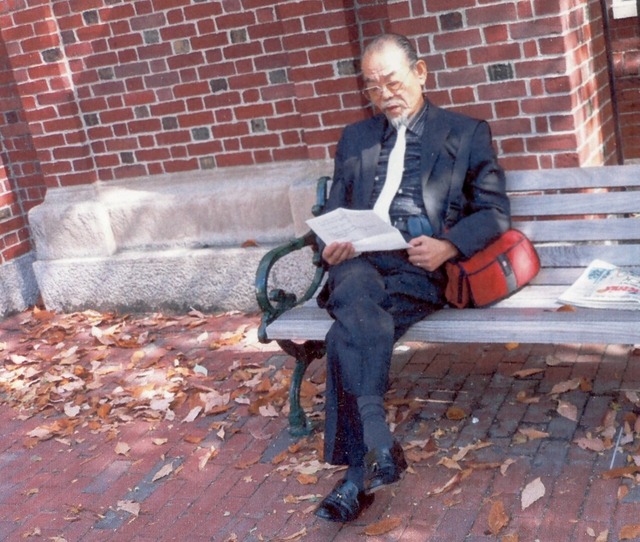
[1,308,639,541]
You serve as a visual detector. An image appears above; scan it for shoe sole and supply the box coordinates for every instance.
[365,470,405,495]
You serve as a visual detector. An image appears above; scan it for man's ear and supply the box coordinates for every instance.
[415,59,428,86]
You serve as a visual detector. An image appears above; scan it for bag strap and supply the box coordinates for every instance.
[444,120,480,228]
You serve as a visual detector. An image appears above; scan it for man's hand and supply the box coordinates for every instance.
[322,241,356,266]
[407,236,459,271]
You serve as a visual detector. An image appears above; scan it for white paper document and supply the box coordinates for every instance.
[559,260,640,310]
[306,208,410,252]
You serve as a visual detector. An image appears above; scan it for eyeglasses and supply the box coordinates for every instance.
[362,70,411,101]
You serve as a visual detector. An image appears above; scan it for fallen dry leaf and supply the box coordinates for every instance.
[130,350,145,364]
[114,442,130,456]
[488,499,510,535]
[428,470,472,496]
[595,529,609,542]
[502,533,519,542]
[618,484,629,501]
[557,401,578,422]
[549,378,581,395]
[21,527,41,538]
[516,390,540,404]
[438,457,462,470]
[625,390,640,405]
[296,473,318,485]
[518,428,550,441]
[117,499,140,517]
[505,343,519,351]
[361,517,402,536]
[446,407,466,420]
[511,368,545,378]
[199,447,218,471]
[602,466,640,479]
[501,458,517,476]
[152,438,168,446]
[182,406,202,423]
[271,450,289,465]
[546,355,565,366]
[152,462,174,482]
[574,437,606,452]
[235,457,260,470]
[620,523,640,540]
[258,404,278,418]
[278,527,307,541]
[64,403,81,417]
[241,239,260,248]
[521,477,545,510]
[452,441,492,462]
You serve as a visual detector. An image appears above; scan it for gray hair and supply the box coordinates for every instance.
[363,34,419,69]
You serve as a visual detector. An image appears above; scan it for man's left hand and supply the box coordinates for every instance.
[407,236,459,271]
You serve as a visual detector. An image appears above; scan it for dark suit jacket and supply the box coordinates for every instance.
[323,100,511,260]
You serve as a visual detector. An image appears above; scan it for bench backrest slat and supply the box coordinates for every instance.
[505,164,640,192]
[510,191,640,217]
[533,266,640,285]
[517,218,639,243]
[535,244,640,268]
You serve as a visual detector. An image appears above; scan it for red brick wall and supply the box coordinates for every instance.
[0,18,46,265]
[610,10,640,161]
[386,0,617,170]
[0,0,624,265]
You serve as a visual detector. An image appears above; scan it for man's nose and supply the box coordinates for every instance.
[379,84,394,99]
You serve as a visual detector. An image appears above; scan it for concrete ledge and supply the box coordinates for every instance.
[0,252,40,317]
[28,160,331,313]
[30,160,332,260]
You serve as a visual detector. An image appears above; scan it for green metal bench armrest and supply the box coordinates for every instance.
[255,232,326,343]
[255,176,330,344]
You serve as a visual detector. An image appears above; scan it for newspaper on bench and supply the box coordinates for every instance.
[559,260,640,310]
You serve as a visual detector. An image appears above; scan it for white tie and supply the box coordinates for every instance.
[373,124,407,223]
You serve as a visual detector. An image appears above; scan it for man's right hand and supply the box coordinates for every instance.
[322,241,356,266]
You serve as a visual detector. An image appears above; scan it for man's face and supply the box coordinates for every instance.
[362,43,427,124]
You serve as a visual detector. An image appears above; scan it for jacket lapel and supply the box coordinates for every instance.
[420,103,451,186]
[358,115,385,208]
[420,103,453,235]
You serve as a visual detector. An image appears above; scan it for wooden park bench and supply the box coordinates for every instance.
[255,165,640,436]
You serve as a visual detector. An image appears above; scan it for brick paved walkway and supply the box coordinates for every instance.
[1,308,639,542]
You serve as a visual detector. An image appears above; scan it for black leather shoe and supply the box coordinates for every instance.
[364,439,407,493]
[314,479,374,522]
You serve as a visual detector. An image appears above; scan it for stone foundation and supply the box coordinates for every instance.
[28,160,331,314]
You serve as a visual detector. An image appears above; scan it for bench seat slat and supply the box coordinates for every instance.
[265,305,640,345]
[405,309,640,344]
[510,191,640,217]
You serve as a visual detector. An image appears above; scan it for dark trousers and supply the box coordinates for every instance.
[319,251,446,467]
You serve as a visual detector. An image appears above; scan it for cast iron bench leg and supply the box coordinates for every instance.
[277,339,326,437]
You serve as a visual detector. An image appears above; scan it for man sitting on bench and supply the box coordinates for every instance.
[313,33,511,522]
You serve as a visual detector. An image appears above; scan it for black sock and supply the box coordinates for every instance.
[357,395,394,452]
[344,466,366,491]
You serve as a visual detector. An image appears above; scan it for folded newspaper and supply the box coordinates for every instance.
[559,260,640,310]
[306,208,410,252]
